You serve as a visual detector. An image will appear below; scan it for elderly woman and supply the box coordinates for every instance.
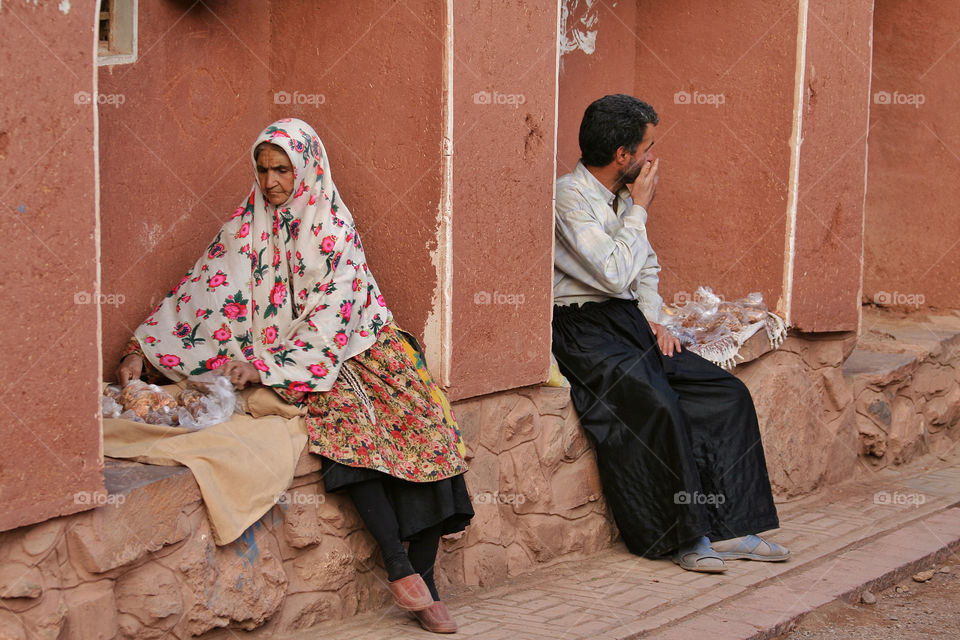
[115,119,471,634]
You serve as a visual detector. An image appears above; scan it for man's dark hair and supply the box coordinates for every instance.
[578,94,659,167]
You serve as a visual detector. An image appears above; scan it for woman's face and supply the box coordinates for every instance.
[256,145,296,205]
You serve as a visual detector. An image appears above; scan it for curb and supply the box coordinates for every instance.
[641,507,960,640]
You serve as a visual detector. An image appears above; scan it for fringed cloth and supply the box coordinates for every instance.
[685,312,787,370]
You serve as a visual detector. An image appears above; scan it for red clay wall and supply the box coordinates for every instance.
[559,1,798,315]
[0,0,105,531]
[790,0,873,331]
[865,0,960,312]
[266,0,446,353]
[558,0,874,331]
[449,0,558,399]
[98,1,273,377]
[98,1,447,378]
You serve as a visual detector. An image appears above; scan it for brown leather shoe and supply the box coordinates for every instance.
[388,573,434,611]
[413,600,457,633]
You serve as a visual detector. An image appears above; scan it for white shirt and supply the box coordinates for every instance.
[553,161,664,324]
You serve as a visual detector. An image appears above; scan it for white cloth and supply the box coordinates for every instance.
[553,161,664,323]
[135,119,391,392]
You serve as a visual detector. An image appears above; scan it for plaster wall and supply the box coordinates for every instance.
[98,1,448,379]
[97,1,273,376]
[864,0,960,312]
[266,0,446,359]
[558,1,798,315]
[788,0,873,331]
[0,0,105,531]
[448,0,558,399]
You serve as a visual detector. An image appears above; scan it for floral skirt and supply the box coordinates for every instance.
[275,324,468,482]
[274,324,472,538]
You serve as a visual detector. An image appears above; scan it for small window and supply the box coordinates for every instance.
[98,0,137,66]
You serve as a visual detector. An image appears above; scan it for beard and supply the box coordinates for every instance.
[618,161,643,185]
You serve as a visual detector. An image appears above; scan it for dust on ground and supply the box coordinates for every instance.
[776,563,959,640]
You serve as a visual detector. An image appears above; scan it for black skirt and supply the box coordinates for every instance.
[552,299,779,557]
[321,456,474,541]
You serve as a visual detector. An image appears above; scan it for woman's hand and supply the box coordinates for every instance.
[222,360,261,390]
[117,354,144,386]
[649,322,681,358]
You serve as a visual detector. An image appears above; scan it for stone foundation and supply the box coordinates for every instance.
[3,313,959,638]
[844,310,960,468]
[0,386,615,640]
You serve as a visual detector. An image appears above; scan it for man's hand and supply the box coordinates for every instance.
[117,354,144,387]
[222,360,261,390]
[649,321,681,357]
[628,158,659,210]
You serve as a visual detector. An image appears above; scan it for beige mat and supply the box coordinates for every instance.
[103,386,308,545]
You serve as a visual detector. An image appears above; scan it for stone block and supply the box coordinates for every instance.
[65,473,196,574]
[519,385,571,417]
[465,502,502,547]
[205,525,287,633]
[857,415,887,459]
[465,444,500,496]
[533,414,566,472]
[740,352,830,497]
[21,589,66,640]
[888,396,925,465]
[823,407,859,485]
[924,383,960,429]
[280,485,326,549]
[507,442,551,514]
[506,542,534,577]
[478,395,520,453]
[549,454,602,513]
[114,561,181,638]
[0,610,26,640]
[313,491,361,533]
[20,521,64,558]
[910,363,959,399]
[821,365,854,414]
[462,542,508,587]
[344,528,378,570]
[62,580,117,640]
[287,537,358,593]
[781,333,852,369]
[271,591,340,631]
[515,514,565,562]
[502,396,540,449]
[0,564,42,599]
[450,395,484,452]
[435,545,464,594]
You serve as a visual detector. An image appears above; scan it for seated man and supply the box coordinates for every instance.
[551,94,789,572]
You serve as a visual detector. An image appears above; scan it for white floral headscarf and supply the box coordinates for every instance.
[135,119,391,392]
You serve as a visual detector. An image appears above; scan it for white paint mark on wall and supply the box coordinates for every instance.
[142,221,163,250]
[559,0,600,56]
[58,0,70,14]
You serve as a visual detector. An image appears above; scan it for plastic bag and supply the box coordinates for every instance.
[176,372,239,430]
[661,287,782,369]
[114,380,179,425]
[102,385,123,419]
[102,373,238,429]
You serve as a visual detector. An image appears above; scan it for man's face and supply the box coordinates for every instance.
[256,146,296,205]
[619,125,656,185]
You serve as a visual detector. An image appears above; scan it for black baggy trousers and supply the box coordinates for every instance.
[552,298,779,557]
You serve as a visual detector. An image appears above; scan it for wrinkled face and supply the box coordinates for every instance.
[256,145,296,205]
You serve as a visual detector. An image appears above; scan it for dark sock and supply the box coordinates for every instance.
[346,480,414,581]
[408,524,442,601]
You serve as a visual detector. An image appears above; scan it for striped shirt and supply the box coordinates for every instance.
[553,161,664,324]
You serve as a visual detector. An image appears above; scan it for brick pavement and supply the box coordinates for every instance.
[213,456,960,640]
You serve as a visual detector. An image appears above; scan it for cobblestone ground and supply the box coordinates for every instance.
[201,449,960,640]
